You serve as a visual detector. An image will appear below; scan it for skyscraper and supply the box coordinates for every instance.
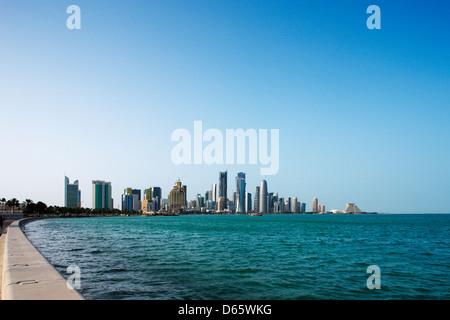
[64,176,80,208]
[301,203,306,213]
[122,188,141,211]
[254,186,260,212]
[312,197,319,213]
[152,187,162,211]
[245,192,252,213]
[212,183,218,202]
[292,197,298,213]
[259,180,267,213]
[219,171,227,208]
[92,180,113,209]
[168,180,186,213]
[235,172,246,213]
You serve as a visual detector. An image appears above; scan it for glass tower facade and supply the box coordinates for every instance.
[92,180,113,209]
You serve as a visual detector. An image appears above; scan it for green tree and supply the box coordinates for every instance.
[5,200,12,213]
[1,198,5,213]
[35,201,47,216]
[11,198,20,213]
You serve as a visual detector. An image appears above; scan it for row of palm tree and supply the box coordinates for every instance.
[1,198,22,213]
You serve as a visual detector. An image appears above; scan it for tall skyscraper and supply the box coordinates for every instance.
[235,172,246,213]
[168,180,186,213]
[144,189,152,201]
[212,183,218,202]
[301,203,306,213]
[152,187,162,211]
[259,180,268,213]
[219,171,227,208]
[64,176,80,208]
[122,188,141,211]
[254,186,260,212]
[292,197,298,213]
[92,180,113,209]
[312,197,319,213]
[245,192,252,213]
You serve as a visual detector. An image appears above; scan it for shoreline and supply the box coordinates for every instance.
[0,219,84,300]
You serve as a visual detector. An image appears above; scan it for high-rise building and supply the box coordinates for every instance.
[196,194,205,209]
[122,188,141,211]
[254,186,260,212]
[168,181,186,213]
[259,180,267,213]
[312,197,319,213]
[245,192,252,213]
[217,196,226,212]
[212,183,218,202]
[92,180,113,209]
[301,203,306,213]
[279,197,285,213]
[64,176,80,208]
[144,189,152,201]
[292,197,298,213]
[152,187,162,211]
[219,171,228,209]
[235,172,246,213]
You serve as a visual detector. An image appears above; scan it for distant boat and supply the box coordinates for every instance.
[249,212,263,216]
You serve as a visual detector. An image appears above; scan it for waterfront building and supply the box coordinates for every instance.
[196,194,205,209]
[346,203,362,214]
[212,183,218,202]
[235,172,246,213]
[64,176,80,208]
[312,197,319,213]
[168,180,187,213]
[142,199,156,213]
[292,197,298,213]
[122,188,141,212]
[144,189,152,201]
[219,171,228,209]
[245,192,252,213]
[259,180,268,213]
[287,197,292,213]
[152,187,162,211]
[254,186,260,212]
[217,196,226,212]
[205,199,216,211]
[301,203,306,213]
[92,180,113,209]
[279,197,285,213]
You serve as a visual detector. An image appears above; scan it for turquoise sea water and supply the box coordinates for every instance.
[23,214,450,300]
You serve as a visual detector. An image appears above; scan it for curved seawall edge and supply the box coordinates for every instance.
[1,219,84,300]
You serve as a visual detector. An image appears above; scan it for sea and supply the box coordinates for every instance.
[22,214,450,300]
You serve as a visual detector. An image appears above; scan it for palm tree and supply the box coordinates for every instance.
[5,200,12,213]
[12,198,20,213]
[7,198,19,213]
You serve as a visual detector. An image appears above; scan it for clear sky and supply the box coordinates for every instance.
[1,0,449,213]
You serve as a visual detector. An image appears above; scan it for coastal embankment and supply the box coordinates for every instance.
[0,219,84,300]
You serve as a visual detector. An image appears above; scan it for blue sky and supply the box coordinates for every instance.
[0,0,449,213]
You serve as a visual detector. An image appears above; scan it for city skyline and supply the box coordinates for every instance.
[62,171,322,214]
[1,1,449,213]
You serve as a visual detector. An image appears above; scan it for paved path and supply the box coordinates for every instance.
[0,220,16,298]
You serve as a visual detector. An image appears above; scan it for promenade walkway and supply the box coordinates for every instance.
[0,219,84,300]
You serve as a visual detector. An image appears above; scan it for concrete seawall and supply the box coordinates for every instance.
[1,219,84,300]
